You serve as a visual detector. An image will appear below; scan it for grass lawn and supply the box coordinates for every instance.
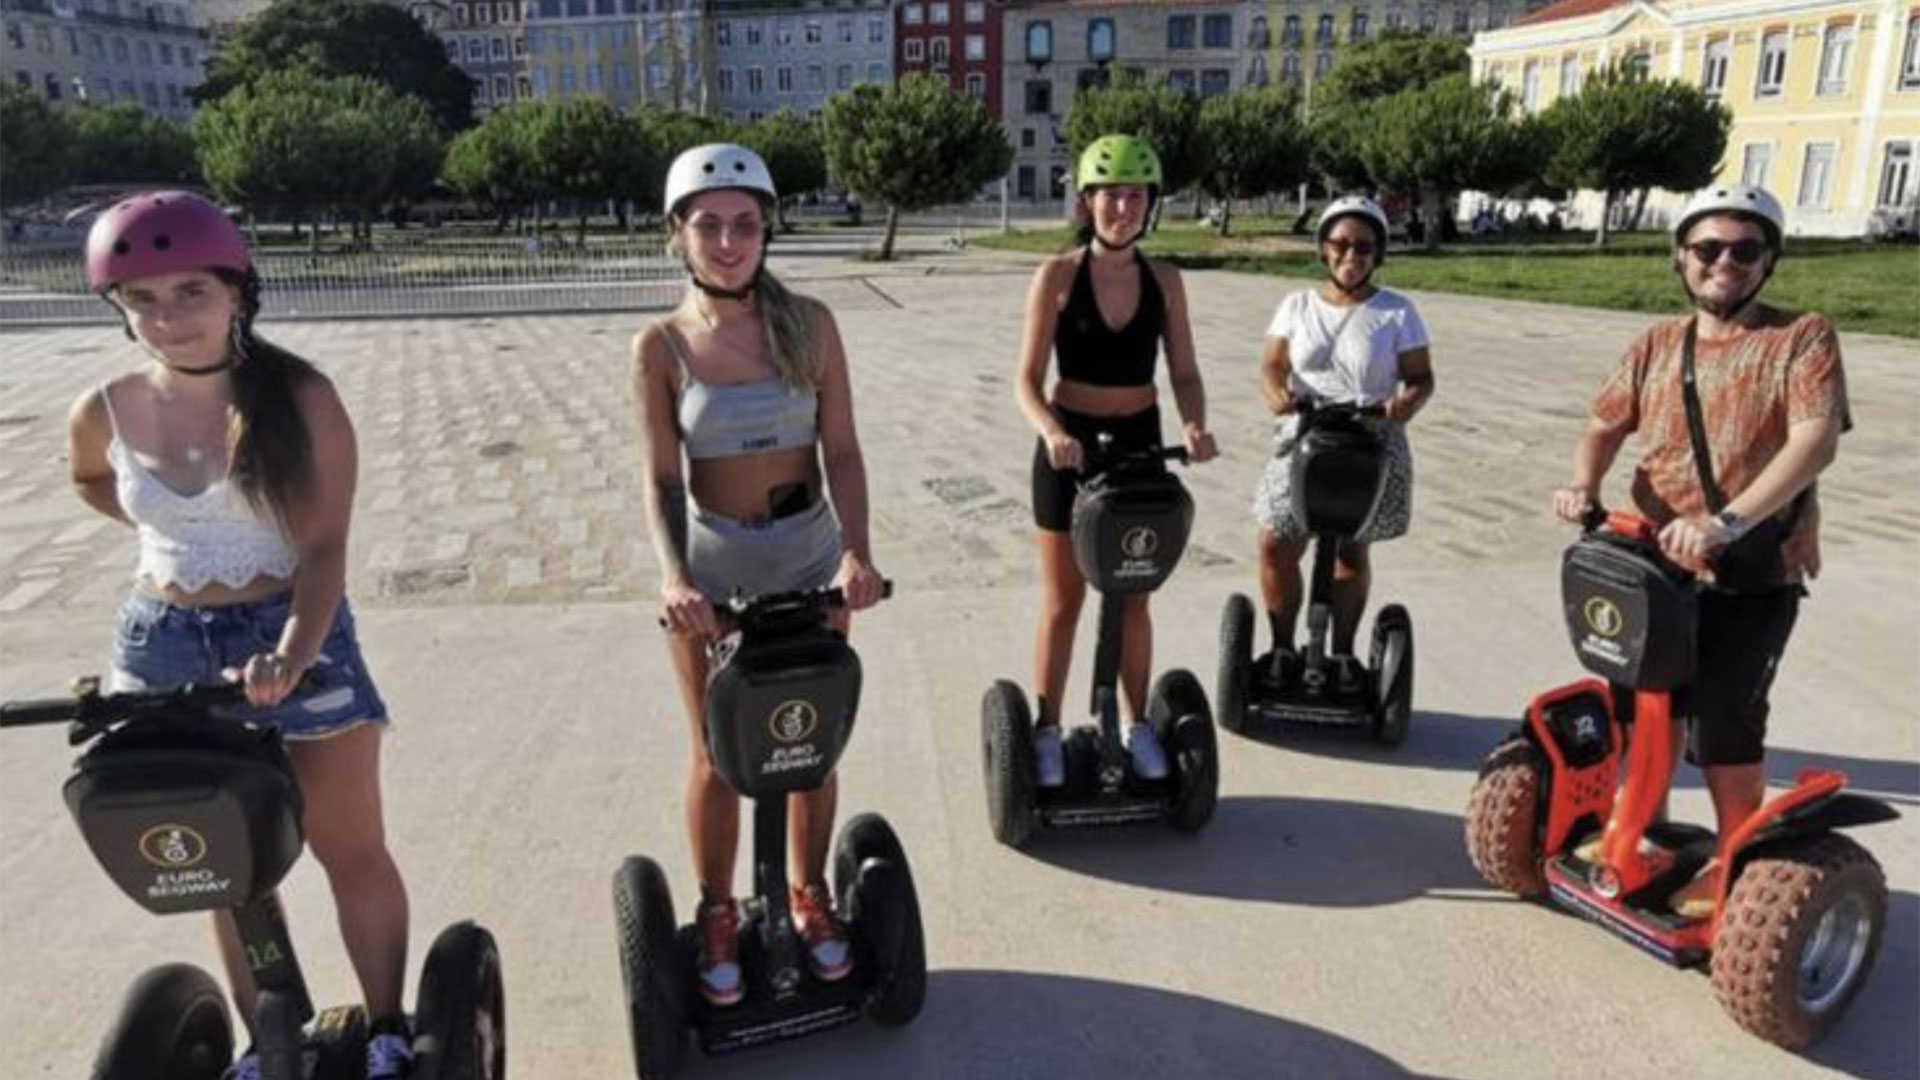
[974,223,1920,339]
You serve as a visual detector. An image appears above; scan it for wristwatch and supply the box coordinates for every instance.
[1712,509,1749,541]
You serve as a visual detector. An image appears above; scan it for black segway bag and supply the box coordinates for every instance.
[62,719,304,915]
[1070,469,1193,595]
[1290,415,1386,538]
[704,625,861,799]
[1562,533,1698,691]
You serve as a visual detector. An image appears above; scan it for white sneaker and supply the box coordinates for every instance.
[1032,724,1065,787]
[367,1031,414,1080]
[1124,721,1170,780]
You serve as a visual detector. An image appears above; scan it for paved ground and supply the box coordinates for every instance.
[2,236,1916,1079]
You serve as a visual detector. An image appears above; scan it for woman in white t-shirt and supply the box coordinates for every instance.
[1251,197,1437,692]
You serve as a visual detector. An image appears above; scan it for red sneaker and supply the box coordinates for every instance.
[789,883,854,982]
[695,898,743,1006]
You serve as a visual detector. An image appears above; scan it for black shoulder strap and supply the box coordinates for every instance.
[1678,318,1728,513]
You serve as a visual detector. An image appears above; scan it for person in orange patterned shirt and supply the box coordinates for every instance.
[1550,185,1849,918]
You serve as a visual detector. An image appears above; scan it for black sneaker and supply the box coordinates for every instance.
[1331,655,1365,698]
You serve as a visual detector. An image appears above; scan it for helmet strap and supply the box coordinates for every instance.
[160,359,236,377]
[684,254,763,302]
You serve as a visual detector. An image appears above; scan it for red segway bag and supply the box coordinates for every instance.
[1561,531,1698,691]
[704,625,861,799]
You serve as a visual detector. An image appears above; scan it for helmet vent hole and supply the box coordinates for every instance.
[152,235,171,251]
[702,163,716,174]
[112,241,131,256]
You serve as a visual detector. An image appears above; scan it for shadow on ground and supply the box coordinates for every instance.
[720,968,1465,1080]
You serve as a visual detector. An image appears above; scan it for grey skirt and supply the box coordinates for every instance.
[687,498,844,603]
[1252,413,1413,542]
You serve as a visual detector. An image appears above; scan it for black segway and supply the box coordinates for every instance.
[615,584,924,1080]
[981,436,1219,849]
[1217,401,1414,747]
[0,676,505,1080]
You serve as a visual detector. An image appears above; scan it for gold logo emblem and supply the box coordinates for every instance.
[768,700,819,744]
[138,825,207,869]
[1583,597,1624,638]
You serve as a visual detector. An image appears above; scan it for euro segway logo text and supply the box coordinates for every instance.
[1583,598,1624,638]
[763,700,824,777]
[1116,526,1161,578]
[138,824,206,869]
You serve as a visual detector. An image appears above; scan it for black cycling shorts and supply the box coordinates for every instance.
[1030,403,1162,532]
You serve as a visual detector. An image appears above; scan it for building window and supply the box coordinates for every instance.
[1315,50,1333,77]
[1799,142,1836,208]
[746,67,763,94]
[903,3,922,25]
[514,36,527,56]
[477,2,491,23]
[1167,14,1195,50]
[930,37,948,64]
[1202,13,1230,48]
[1817,23,1854,96]
[1878,142,1914,208]
[804,20,820,44]
[1452,7,1471,33]
[44,73,61,100]
[467,37,485,60]
[493,35,508,58]
[517,73,531,96]
[1199,68,1230,97]
[965,71,985,97]
[1167,69,1195,94]
[1282,51,1300,84]
[1741,143,1773,188]
[1017,165,1035,199]
[1249,14,1269,48]
[869,16,884,43]
[930,2,948,24]
[718,67,733,92]
[965,34,984,61]
[585,64,601,90]
[1521,59,1541,111]
[1756,30,1787,98]
[833,63,848,88]
[838,17,852,43]
[1283,15,1300,47]
[1020,127,1035,148]
[446,39,461,60]
[1025,20,1051,63]
[776,65,792,92]
[866,60,885,82]
[807,64,823,89]
[1419,5,1437,32]
[1087,18,1114,63]
[1386,10,1403,30]
[1903,16,1920,90]
[964,1,983,24]
[715,19,729,45]
[904,37,923,61]
[1701,37,1728,98]
[1560,54,1581,98]
[777,20,792,45]
[1248,54,1267,85]
[745,21,760,44]
[1317,13,1335,44]
[1350,12,1368,42]
[1024,78,1051,114]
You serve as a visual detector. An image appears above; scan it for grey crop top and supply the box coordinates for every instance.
[661,323,819,462]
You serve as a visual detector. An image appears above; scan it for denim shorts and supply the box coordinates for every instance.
[108,589,390,741]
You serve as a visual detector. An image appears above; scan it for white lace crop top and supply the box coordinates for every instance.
[103,386,298,592]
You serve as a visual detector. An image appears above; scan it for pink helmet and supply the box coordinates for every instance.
[84,190,251,293]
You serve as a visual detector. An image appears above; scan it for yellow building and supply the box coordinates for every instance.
[1246,1,1528,99]
[1470,0,1920,236]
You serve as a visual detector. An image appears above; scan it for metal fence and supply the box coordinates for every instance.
[0,236,683,325]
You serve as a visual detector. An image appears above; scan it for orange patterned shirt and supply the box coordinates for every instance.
[1592,306,1849,525]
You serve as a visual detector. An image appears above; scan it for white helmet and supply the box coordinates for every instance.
[663,143,777,218]
[1316,195,1390,250]
[1673,184,1786,251]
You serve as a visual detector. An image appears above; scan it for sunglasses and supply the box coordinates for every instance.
[1324,238,1378,258]
[1685,239,1768,266]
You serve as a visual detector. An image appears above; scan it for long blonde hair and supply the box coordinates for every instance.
[669,196,825,394]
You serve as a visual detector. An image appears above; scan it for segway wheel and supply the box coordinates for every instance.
[1711,834,1887,1049]
[1148,669,1218,833]
[833,813,927,1027]
[412,921,507,1080]
[613,857,687,1080]
[981,680,1037,849]
[1368,604,1414,748]
[1216,594,1254,736]
[1464,737,1548,897]
[89,963,232,1080]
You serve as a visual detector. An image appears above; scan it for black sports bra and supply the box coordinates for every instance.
[1054,248,1164,388]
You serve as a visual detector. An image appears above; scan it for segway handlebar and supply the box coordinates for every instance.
[1295,400,1387,421]
[0,677,257,745]
[658,580,895,629]
[1085,432,1189,472]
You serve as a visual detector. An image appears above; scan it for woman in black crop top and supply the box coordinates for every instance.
[1013,135,1217,787]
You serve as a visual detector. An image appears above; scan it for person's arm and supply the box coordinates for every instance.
[630,324,716,637]
[1659,415,1840,565]
[1015,256,1081,470]
[66,386,130,525]
[1154,262,1215,462]
[242,374,355,708]
[1553,414,1634,522]
[1259,334,1295,415]
[1385,346,1434,423]
[812,302,883,611]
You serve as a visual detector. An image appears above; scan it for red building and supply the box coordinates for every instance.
[893,0,1004,116]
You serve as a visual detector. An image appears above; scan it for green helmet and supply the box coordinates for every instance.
[1077,134,1162,191]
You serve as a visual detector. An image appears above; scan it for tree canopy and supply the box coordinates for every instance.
[1064,74,1206,197]
[66,103,200,187]
[1197,87,1311,234]
[1,83,72,207]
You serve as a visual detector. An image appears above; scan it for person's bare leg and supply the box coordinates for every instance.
[1329,541,1371,656]
[1032,531,1086,726]
[668,631,736,900]
[1258,529,1310,651]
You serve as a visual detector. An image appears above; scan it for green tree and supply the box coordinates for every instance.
[67,103,199,186]
[1542,64,1732,246]
[632,106,735,217]
[741,109,827,230]
[1310,30,1469,193]
[1197,87,1310,235]
[1063,74,1206,199]
[1356,74,1538,249]
[1,82,72,209]
[820,75,1011,260]
[443,103,542,229]
[196,72,443,250]
[524,99,650,245]
[195,0,474,131]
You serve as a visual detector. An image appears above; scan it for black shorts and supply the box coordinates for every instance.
[1031,404,1162,532]
[1617,587,1801,767]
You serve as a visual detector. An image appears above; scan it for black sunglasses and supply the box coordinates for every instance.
[1324,238,1378,257]
[1685,238,1769,267]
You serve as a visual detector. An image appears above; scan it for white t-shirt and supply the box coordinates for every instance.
[1265,288,1430,407]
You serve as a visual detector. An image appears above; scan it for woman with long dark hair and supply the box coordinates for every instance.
[69,191,411,1080]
